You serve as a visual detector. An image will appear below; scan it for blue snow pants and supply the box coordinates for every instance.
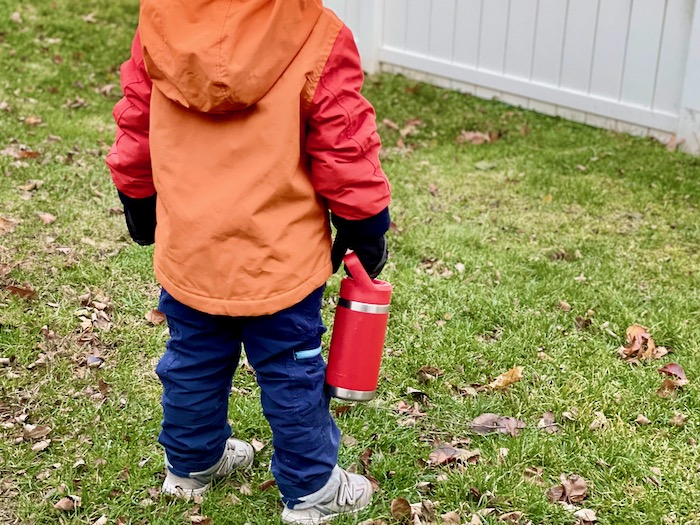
[156,286,340,503]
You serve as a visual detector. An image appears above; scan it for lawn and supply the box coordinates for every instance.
[1,1,699,524]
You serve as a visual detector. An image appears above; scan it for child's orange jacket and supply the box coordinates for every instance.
[107,0,391,317]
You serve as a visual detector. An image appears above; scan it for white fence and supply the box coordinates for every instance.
[326,0,700,153]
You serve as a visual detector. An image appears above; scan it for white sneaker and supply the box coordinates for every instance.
[281,466,373,524]
[161,438,254,499]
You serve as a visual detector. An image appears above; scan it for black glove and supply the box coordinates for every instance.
[331,208,390,279]
[118,191,157,246]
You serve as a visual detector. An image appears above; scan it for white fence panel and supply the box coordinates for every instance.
[504,0,538,80]
[325,0,700,153]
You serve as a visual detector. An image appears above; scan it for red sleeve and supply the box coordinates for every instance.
[305,25,391,220]
[106,30,155,198]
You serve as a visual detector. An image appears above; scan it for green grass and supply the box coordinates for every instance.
[1,1,699,524]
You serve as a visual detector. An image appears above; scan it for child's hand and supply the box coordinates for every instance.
[331,234,387,279]
[331,208,390,279]
[118,191,157,246]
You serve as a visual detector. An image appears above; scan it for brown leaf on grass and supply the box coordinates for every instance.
[558,300,572,312]
[634,414,651,426]
[4,284,37,300]
[499,511,527,524]
[427,444,480,466]
[575,316,592,331]
[589,412,608,432]
[190,516,211,525]
[441,511,461,524]
[417,365,443,383]
[54,495,81,511]
[669,412,687,427]
[382,118,399,131]
[0,217,18,235]
[251,438,266,452]
[546,474,588,504]
[259,479,277,491]
[618,324,668,361]
[399,119,422,138]
[24,116,42,126]
[93,516,108,525]
[37,212,57,225]
[333,405,351,417]
[145,309,166,325]
[23,424,52,440]
[32,439,51,452]
[487,366,523,391]
[469,413,526,437]
[574,508,598,524]
[657,363,687,381]
[538,412,560,433]
[359,448,373,471]
[390,497,412,521]
[656,379,688,398]
[456,130,492,145]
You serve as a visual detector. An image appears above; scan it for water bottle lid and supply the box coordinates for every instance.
[343,252,374,288]
[341,252,392,303]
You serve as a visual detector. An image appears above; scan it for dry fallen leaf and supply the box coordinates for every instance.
[427,444,480,466]
[54,495,81,511]
[669,413,687,427]
[499,511,526,523]
[5,284,37,300]
[589,412,608,432]
[618,324,668,361]
[190,516,211,525]
[37,212,57,225]
[251,438,266,452]
[469,413,526,437]
[441,511,461,524]
[546,474,588,504]
[145,309,166,325]
[574,508,598,524]
[390,497,412,521]
[0,217,18,235]
[259,478,277,491]
[23,424,52,440]
[538,411,560,434]
[32,439,51,452]
[456,130,492,145]
[24,116,42,126]
[487,366,524,391]
[634,414,651,426]
[657,363,687,381]
[657,379,686,398]
[558,300,572,312]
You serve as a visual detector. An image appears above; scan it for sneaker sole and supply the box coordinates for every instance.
[281,503,369,525]
[161,481,210,500]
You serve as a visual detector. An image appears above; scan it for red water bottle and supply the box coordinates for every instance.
[326,252,392,401]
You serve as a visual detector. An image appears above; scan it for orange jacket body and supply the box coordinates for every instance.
[107,0,390,316]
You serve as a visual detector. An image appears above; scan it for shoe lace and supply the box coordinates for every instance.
[215,441,248,475]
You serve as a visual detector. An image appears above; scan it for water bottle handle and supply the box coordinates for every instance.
[343,252,375,289]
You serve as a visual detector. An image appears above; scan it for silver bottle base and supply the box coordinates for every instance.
[328,386,376,402]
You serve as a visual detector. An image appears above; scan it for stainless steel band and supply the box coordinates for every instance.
[338,298,390,314]
[327,385,377,401]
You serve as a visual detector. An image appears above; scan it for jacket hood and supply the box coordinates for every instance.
[139,0,324,113]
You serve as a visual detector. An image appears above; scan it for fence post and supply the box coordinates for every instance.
[678,0,700,153]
